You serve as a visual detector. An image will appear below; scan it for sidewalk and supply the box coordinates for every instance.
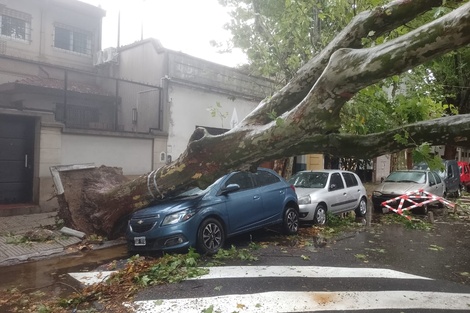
[0,212,83,266]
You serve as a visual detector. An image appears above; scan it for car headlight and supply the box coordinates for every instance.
[298,195,311,205]
[162,209,195,225]
[372,191,382,197]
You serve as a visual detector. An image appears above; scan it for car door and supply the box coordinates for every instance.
[222,172,264,234]
[327,172,350,214]
[342,172,362,209]
[429,171,445,197]
[253,170,285,223]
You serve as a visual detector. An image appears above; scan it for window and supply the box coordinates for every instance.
[428,172,436,186]
[225,172,254,191]
[342,172,359,187]
[0,9,31,41]
[329,173,345,191]
[253,170,280,187]
[54,25,91,55]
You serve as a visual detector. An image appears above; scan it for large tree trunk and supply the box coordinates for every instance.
[55,0,470,238]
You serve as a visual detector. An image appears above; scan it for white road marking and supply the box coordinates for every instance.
[69,266,430,286]
[190,265,432,280]
[131,291,470,313]
[69,266,470,312]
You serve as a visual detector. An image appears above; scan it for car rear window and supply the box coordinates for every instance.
[342,172,358,187]
[254,170,280,187]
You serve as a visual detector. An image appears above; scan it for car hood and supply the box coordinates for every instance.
[131,196,203,218]
[295,188,325,198]
[375,182,427,195]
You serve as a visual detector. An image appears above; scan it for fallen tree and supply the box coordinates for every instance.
[55,0,470,238]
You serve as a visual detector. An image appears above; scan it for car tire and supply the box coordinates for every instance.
[355,197,367,217]
[283,206,299,235]
[313,204,327,226]
[197,218,225,255]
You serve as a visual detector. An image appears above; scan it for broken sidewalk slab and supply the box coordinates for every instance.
[60,227,86,239]
[69,271,117,286]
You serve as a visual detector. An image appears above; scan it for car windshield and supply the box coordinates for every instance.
[173,176,224,198]
[384,171,426,184]
[289,172,329,188]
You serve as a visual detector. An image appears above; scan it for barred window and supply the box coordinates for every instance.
[0,14,30,41]
[54,25,91,55]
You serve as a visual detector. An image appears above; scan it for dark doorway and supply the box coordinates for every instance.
[0,115,35,204]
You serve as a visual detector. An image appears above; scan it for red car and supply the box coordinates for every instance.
[458,161,470,192]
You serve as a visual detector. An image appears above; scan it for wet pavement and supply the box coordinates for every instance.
[0,204,469,308]
[0,245,128,291]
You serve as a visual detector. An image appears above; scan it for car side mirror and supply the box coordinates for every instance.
[329,184,337,191]
[219,184,240,195]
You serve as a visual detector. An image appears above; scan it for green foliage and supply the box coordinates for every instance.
[218,0,388,82]
[381,213,433,231]
[213,245,259,262]
[412,144,445,172]
[143,249,208,285]
[207,102,228,127]
[5,233,33,245]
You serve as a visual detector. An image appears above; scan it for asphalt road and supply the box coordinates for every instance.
[119,216,470,312]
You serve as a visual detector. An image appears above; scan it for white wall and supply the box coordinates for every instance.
[375,155,391,182]
[61,134,153,175]
[166,84,257,160]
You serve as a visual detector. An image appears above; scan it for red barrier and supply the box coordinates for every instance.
[381,189,455,219]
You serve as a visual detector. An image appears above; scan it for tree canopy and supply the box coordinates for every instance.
[218,0,468,147]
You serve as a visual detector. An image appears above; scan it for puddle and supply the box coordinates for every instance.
[0,245,127,297]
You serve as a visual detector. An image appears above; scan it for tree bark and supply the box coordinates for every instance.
[56,1,470,238]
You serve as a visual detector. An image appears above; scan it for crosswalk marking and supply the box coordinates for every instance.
[189,265,432,280]
[131,290,470,313]
[69,266,430,286]
[69,266,470,312]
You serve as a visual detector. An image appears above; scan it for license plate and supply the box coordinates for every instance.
[134,236,146,246]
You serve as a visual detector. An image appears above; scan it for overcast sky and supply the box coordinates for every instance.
[80,0,247,67]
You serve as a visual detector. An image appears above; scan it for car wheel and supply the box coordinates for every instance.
[355,197,367,217]
[197,218,225,255]
[313,204,327,226]
[283,206,299,235]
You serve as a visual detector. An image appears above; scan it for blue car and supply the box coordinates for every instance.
[126,168,299,254]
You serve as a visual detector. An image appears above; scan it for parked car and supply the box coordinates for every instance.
[413,159,461,198]
[287,170,367,225]
[126,168,299,255]
[458,161,470,192]
[372,170,445,214]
